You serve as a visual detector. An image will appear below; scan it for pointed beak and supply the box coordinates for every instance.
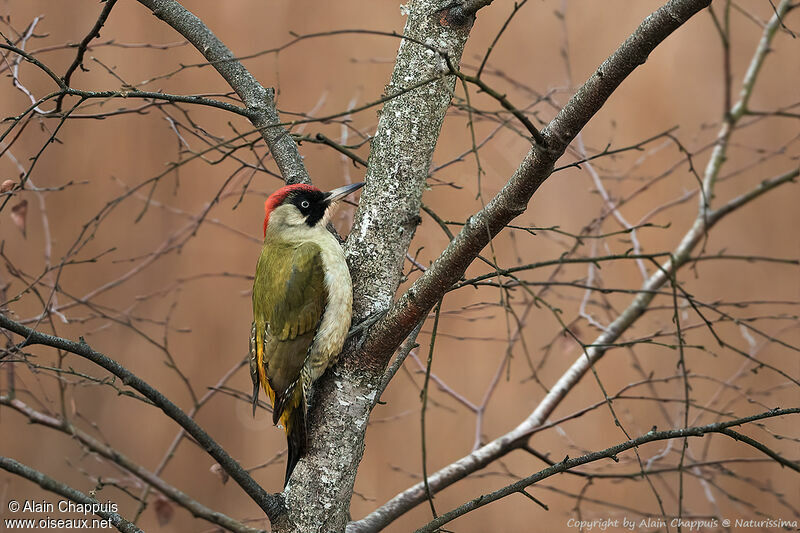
[326,182,364,203]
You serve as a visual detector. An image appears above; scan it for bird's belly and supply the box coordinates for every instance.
[306,243,353,381]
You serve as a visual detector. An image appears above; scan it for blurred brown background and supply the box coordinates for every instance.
[1,1,798,531]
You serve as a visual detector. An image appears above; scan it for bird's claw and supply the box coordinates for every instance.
[347,309,388,351]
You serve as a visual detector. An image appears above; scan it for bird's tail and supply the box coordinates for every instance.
[283,402,306,487]
[249,323,260,416]
[269,377,308,487]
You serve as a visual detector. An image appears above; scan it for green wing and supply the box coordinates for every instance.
[267,242,326,342]
[253,240,326,424]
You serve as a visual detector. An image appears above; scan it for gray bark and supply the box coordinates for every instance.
[349,0,714,529]
[346,1,473,326]
[281,2,475,531]
[357,0,713,381]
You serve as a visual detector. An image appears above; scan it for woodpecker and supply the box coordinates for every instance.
[250,181,363,487]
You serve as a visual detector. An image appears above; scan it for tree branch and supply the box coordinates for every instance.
[0,396,264,533]
[440,0,495,27]
[55,0,119,111]
[349,2,730,530]
[360,0,713,388]
[134,0,309,184]
[415,408,800,533]
[0,456,143,533]
[349,3,800,530]
[0,43,253,117]
[0,313,285,523]
[279,1,476,530]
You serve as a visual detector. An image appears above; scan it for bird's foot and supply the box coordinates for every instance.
[347,309,387,350]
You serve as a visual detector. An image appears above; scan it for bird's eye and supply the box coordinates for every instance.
[300,200,310,209]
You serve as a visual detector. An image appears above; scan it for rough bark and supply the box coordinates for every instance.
[359,0,713,388]
[278,1,475,531]
[346,1,473,327]
[280,0,714,530]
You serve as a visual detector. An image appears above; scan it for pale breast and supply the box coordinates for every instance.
[305,231,353,382]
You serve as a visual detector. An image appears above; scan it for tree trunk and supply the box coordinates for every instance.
[276,1,473,530]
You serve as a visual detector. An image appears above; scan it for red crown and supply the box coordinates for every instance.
[263,184,320,237]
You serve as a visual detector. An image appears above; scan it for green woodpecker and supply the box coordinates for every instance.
[250,181,363,487]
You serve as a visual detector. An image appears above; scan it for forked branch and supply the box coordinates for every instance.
[134,0,309,184]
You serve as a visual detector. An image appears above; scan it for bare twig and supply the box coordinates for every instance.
[0,314,285,522]
[0,456,143,533]
[415,408,800,533]
[134,0,310,184]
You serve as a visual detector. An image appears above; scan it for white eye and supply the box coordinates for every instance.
[300,200,310,209]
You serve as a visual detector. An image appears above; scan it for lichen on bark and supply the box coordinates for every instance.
[279,1,475,530]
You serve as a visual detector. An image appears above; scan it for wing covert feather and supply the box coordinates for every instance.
[252,240,326,422]
[266,242,326,341]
